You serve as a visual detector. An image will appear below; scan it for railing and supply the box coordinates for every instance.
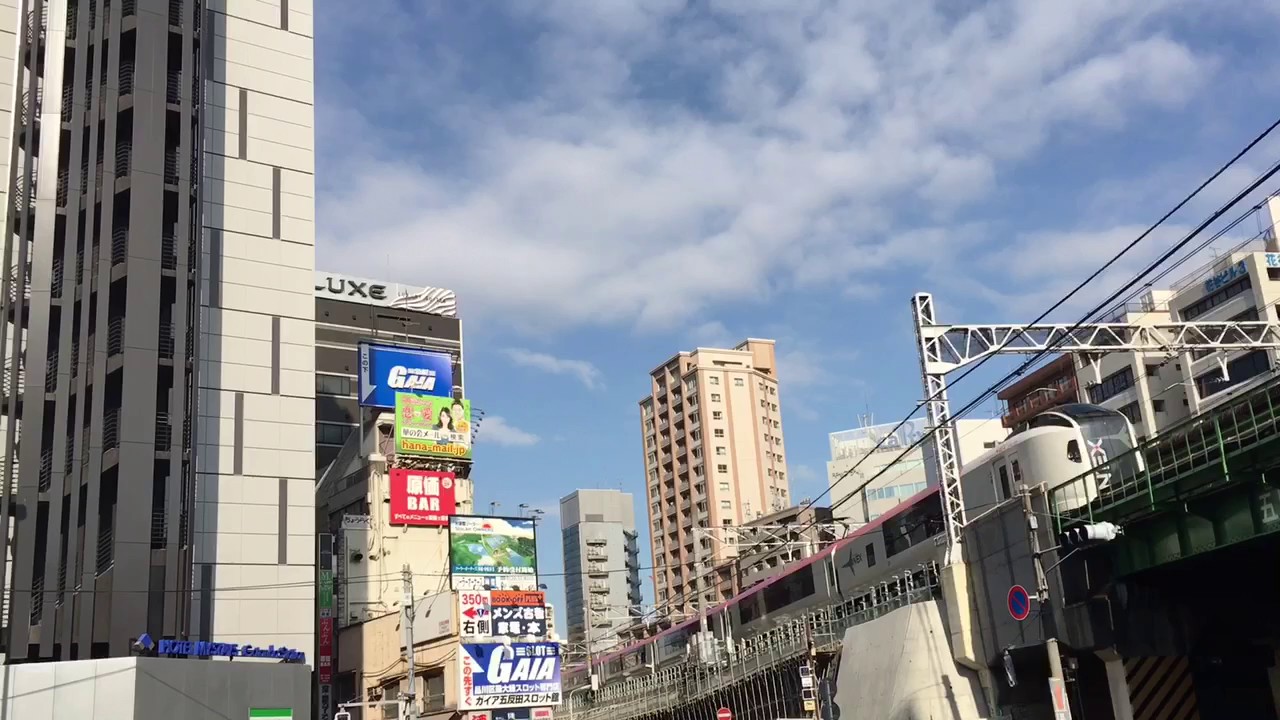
[570,562,940,720]
[107,316,124,356]
[150,509,166,549]
[155,413,171,451]
[1050,373,1280,526]
[70,340,79,379]
[80,159,88,195]
[119,62,134,97]
[8,261,31,302]
[66,3,77,40]
[27,6,47,42]
[115,143,131,177]
[158,322,175,360]
[166,70,182,104]
[44,352,57,392]
[161,234,177,270]
[103,408,120,451]
[2,365,25,397]
[38,446,52,491]
[168,0,182,26]
[96,521,113,574]
[163,151,179,185]
[29,574,43,625]
[76,251,84,285]
[51,256,63,299]
[111,226,127,264]
[123,0,136,17]
[57,167,69,207]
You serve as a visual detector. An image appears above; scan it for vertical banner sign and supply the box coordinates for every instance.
[490,591,548,637]
[449,516,538,591]
[358,341,455,407]
[317,618,334,684]
[389,469,457,526]
[458,642,563,709]
[395,393,473,460]
[317,535,335,707]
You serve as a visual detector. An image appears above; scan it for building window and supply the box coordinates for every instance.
[1116,401,1141,425]
[316,422,353,446]
[713,411,723,420]
[709,376,720,385]
[720,500,731,509]
[711,393,721,402]
[713,429,724,438]
[315,374,354,397]
[715,446,726,456]
[717,464,728,473]
[734,378,744,387]
[718,481,730,492]
[1179,275,1251,320]
[1087,366,1136,404]
[865,543,876,567]
[1195,349,1271,399]
[1153,399,1166,412]
[1144,363,1160,378]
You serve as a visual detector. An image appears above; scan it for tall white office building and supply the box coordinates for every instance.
[560,489,642,654]
[0,0,316,662]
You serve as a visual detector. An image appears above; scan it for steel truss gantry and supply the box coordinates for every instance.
[911,291,1280,561]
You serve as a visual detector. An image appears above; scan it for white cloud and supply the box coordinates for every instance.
[316,1,1228,332]
[504,348,604,390]
[687,321,734,349]
[476,416,540,447]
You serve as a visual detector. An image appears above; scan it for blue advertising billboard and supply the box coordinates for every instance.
[458,642,562,709]
[358,341,455,408]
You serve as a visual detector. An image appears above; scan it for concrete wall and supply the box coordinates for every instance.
[0,656,310,719]
[830,599,989,719]
[194,0,317,662]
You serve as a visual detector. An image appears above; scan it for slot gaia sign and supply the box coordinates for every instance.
[458,642,563,709]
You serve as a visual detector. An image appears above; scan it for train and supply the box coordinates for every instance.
[576,403,1141,684]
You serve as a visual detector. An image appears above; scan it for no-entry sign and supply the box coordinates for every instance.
[1008,585,1031,622]
[717,708,732,720]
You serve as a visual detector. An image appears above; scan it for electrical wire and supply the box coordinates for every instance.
[607,113,1280,639]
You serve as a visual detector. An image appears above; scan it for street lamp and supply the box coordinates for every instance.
[489,501,500,515]
[519,503,530,517]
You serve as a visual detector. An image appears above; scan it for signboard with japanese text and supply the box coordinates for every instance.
[317,617,334,684]
[389,469,457,526]
[449,516,538,591]
[459,591,549,638]
[395,393,473,460]
[358,341,455,407]
[458,642,563,709]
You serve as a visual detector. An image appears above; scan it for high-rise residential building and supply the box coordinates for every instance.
[0,0,316,662]
[639,338,790,617]
[826,418,1007,526]
[559,489,641,655]
[312,270,462,473]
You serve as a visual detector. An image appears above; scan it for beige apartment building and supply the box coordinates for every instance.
[639,339,791,616]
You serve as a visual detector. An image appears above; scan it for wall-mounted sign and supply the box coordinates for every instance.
[459,590,549,638]
[395,394,473,460]
[449,516,538,590]
[137,633,305,663]
[389,469,457,526]
[359,342,455,407]
[1267,252,1280,269]
[1204,260,1248,293]
[458,642,563,709]
[315,271,458,317]
[341,514,373,532]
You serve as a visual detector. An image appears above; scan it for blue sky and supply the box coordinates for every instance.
[313,0,1280,627]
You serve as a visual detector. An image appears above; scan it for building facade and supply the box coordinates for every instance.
[0,0,316,662]
[559,489,641,655]
[639,339,790,616]
[997,355,1080,430]
[312,270,461,474]
[826,418,1007,526]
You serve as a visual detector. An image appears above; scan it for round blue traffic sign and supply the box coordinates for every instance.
[1008,585,1031,621]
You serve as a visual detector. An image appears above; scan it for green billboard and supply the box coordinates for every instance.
[395,393,473,460]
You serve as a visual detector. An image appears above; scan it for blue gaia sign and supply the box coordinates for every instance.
[137,633,306,663]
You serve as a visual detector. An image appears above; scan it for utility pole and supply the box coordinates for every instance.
[1021,490,1072,720]
[402,565,418,720]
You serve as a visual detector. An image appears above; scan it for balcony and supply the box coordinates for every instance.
[118,62,134,98]
[158,322,175,360]
[107,317,124,357]
[51,256,63,299]
[586,547,607,561]
[111,227,127,265]
[155,413,172,451]
[589,580,610,592]
[1002,376,1079,429]
[150,509,166,550]
[65,4,77,40]
[56,167,68,207]
[585,536,608,546]
[115,143,132,178]
[166,70,181,105]
[38,447,52,491]
[44,352,57,392]
[163,151,179,185]
[70,340,79,379]
[161,234,177,270]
